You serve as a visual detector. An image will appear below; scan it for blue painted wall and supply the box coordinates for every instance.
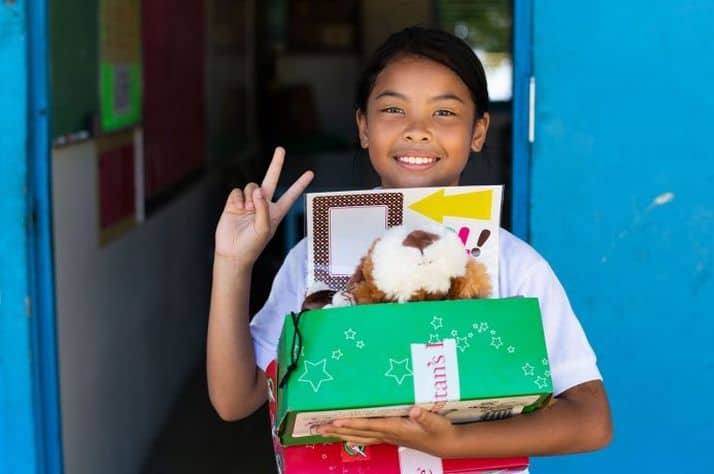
[529,1,714,471]
[0,0,40,472]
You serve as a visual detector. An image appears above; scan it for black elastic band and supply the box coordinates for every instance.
[279,310,305,388]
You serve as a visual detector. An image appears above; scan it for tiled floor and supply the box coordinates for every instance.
[141,365,278,474]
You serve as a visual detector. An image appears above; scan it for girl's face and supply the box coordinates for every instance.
[356,55,489,188]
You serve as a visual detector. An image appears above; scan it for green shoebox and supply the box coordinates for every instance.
[275,297,553,447]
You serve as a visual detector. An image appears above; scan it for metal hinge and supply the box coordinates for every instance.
[528,76,536,144]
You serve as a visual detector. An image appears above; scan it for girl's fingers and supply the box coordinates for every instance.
[331,434,381,446]
[243,182,259,210]
[260,147,286,201]
[252,188,270,235]
[323,427,384,439]
[224,188,243,212]
[274,170,314,219]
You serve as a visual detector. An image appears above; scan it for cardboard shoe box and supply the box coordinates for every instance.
[275,297,553,447]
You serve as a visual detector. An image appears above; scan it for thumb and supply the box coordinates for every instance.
[409,407,447,433]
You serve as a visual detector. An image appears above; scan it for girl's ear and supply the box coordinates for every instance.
[470,112,491,153]
[356,109,369,148]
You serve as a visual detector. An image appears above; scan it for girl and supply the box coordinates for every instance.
[207,27,612,465]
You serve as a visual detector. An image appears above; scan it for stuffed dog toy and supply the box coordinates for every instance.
[302,224,491,310]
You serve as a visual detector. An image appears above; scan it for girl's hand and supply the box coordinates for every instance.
[214,147,313,266]
[317,407,459,458]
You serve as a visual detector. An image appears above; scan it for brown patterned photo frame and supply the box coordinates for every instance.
[311,192,404,290]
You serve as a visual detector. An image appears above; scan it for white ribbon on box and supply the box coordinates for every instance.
[411,338,461,406]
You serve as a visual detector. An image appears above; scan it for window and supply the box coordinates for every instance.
[437,0,513,101]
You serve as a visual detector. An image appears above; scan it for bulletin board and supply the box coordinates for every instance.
[142,0,206,206]
[49,0,99,140]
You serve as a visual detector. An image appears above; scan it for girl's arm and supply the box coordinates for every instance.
[206,147,313,421]
[447,379,612,457]
[319,379,612,458]
[207,257,267,421]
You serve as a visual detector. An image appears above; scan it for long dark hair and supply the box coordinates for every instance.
[355,26,490,119]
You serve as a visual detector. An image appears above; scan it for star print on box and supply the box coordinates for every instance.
[331,349,343,360]
[534,376,548,389]
[298,359,334,392]
[428,333,441,343]
[491,337,503,349]
[344,328,356,340]
[456,336,470,352]
[384,358,413,385]
[522,363,535,376]
[356,340,365,349]
[430,315,443,330]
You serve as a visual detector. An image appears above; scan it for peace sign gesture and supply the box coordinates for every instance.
[214,147,314,265]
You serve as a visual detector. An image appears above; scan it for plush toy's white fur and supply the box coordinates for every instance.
[370,224,469,302]
[302,223,490,309]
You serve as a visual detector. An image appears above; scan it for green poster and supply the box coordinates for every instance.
[99,0,142,131]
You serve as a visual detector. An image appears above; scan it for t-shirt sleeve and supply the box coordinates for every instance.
[250,240,307,371]
[516,261,602,396]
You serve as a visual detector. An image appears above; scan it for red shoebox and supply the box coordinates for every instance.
[266,361,528,473]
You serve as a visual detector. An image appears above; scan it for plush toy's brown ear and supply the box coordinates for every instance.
[301,289,337,311]
[448,259,492,299]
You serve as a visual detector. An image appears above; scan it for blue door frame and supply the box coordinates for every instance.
[27,0,63,472]
[0,0,63,472]
[511,0,533,240]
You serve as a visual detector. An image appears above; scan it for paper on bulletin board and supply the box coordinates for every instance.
[97,129,144,245]
[100,0,142,131]
[306,186,503,296]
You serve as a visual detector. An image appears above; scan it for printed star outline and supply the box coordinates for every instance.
[331,349,344,360]
[490,336,503,349]
[456,336,470,352]
[298,359,334,392]
[522,363,535,376]
[430,316,443,330]
[344,328,357,340]
[534,376,548,389]
[384,358,413,385]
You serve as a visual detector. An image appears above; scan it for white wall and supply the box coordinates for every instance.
[52,141,215,474]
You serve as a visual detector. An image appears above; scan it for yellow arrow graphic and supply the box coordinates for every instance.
[408,189,493,223]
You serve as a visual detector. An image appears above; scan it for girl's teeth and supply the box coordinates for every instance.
[399,156,435,165]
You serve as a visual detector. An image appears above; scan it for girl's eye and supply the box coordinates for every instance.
[381,107,404,114]
[434,110,456,117]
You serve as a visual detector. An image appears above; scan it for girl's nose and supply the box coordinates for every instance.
[403,128,431,142]
[403,119,431,142]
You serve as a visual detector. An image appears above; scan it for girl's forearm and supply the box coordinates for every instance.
[206,256,266,420]
[448,381,612,458]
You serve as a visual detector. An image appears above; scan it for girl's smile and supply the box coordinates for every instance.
[393,150,442,170]
[356,55,489,188]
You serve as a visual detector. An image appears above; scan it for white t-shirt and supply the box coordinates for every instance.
[250,228,602,396]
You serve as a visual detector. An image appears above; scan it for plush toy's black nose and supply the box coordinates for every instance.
[402,230,439,253]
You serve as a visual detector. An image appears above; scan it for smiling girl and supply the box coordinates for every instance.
[207,27,612,469]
